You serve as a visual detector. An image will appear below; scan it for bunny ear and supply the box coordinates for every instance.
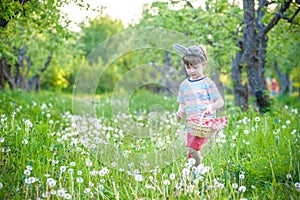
[173,43,188,54]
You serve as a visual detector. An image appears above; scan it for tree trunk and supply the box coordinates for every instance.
[25,53,52,93]
[274,61,289,95]
[241,0,270,112]
[16,47,27,89]
[231,42,248,110]
[1,58,16,90]
[0,59,5,89]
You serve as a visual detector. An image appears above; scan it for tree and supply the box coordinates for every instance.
[0,0,89,92]
[76,14,124,93]
[232,0,299,112]
[137,0,243,99]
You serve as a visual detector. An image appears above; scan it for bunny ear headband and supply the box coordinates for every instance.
[173,43,207,62]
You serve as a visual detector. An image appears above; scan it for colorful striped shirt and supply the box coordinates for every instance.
[177,76,222,120]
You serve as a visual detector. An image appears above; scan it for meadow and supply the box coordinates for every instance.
[0,90,299,200]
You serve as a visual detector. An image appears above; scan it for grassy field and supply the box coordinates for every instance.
[0,90,299,199]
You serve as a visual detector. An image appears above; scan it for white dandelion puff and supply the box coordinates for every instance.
[22,139,28,145]
[24,170,31,176]
[232,183,238,189]
[238,185,246,192]
[64,193,72,199]
[163,179,170,185]
[169,173,176,180]
[239,174,245,179]
[76,177,84,183]
[188,158,196,166]
[25,120,33,128]
[134,174,144,182]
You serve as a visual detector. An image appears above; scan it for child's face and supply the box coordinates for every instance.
[185,63,205,80]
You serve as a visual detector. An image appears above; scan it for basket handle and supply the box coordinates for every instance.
[187,112,207,125]
[198,112,204,125]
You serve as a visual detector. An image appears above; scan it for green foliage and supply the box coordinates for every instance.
[137,0,243,74]
[79,15,124,56]
[0,0,92,91]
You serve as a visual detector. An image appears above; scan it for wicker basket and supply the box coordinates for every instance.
[186,119,217,138]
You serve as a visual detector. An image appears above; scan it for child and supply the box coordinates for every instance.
[174,44,224,167]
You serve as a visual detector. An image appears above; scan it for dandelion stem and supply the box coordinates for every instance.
[268,154,276,184]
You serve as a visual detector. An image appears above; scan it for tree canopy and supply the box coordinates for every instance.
[1,0,299,107]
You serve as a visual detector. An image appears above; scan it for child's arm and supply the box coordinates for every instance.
[204,97,224,115]
[176,103,185,120]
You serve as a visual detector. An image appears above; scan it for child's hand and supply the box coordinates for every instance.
[176,110,183,120]
[203,104,213,115]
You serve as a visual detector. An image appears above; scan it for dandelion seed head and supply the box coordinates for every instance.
[182,168,190,177]
[217,183,224,189]
[188,158,196,165]
[232,183,238,189]
[64,193,72,199]
[169,173,176,180]
[68,169,74,174]
[22,139,28,145]
[42,192,50,198]
[25,178,31,184]
[89,182,94,187]
[25,119,33,128]
[111,162,117,167]
[57,188,65,197]
[24,169,31,176]
[163,179,170,185]
[291,129,296,135]
[85,159,92,167]
[76,177,84,183]
[238,185,246,192]
[134,174,144,182]
[47,178,56,187]
[60,166,67,173]
[84,188,91,194]
[286,174,292,179]
[50,190,56,195]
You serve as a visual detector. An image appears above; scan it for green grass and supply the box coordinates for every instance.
[0,90,299,199]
